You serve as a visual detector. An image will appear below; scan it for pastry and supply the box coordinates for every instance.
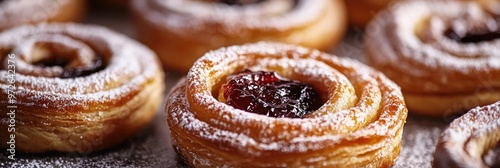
[365,0,500,117]
[89,0,129,9]
[130,0,347,72]
[433,101,500,168]
[0,23,165,153]
[344,0,394,27]
[165,42,408,167]
[0,0,86,31]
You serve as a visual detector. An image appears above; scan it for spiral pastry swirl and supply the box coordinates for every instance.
[433,101,500,168]
[366,0,500,116]
[0,24,165,153]
[131,0,347,72]
[0,0,85,31]
[344,0,395,27]
[165,42,407,167]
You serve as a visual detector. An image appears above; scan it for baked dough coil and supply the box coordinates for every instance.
[0,0,85,31]
[366,0,500,117]
[131,0,347,72]
[0,24,165,153]
[165,42,408,167]
[433,101,500,168]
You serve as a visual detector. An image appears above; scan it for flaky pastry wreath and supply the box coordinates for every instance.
[0,23,165,153]
[366,0,500,117]
[165,42,408,167]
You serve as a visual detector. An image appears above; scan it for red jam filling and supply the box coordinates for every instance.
[221,70,322,118]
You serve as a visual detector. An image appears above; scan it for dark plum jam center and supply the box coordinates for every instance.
[60,56,105,78]
[221,70,322,118]
[445,28,500,43]
[34,56,106,78]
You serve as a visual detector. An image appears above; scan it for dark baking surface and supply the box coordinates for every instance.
[0,8,452,168]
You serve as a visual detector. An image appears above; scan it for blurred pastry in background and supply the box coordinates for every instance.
[0,23,165,153]
[130,0,347,72]
[0,0,86,31]
[365,0,500,117]
[344,0,394,27]
[433,101,500,168]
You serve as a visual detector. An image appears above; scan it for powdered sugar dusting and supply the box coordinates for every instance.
[131,0,327,34]
[434,101,500,167]
[0,0,75,30]
[0,23,162,108]
[0,23,165,152]
[166,42,408,166]
[366,0,500,93]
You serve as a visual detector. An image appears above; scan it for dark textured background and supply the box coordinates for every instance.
[0,7,452,168]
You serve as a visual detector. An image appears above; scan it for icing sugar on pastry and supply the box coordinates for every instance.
[166,42,408,167]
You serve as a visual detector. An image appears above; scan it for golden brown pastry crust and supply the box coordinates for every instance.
[165,42,408,167]
[365,0,500,117]
[344,0,394,27]
[0,23,165,153]
[130,0,347,72]
[433,101,500,168]
[0,0,86,31]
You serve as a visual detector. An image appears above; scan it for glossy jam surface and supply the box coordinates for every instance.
[445,28,500,43]
[222,70,322,118]
[34,56,106,78]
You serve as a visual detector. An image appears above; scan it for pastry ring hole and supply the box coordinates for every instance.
[212,58,357,119]
[10,34,106,78]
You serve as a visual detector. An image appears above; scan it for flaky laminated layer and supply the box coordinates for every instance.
[366,0,500,94]
[433,101,500,168]
[0,0,84,31]
[0,23,165,153]
[165,42,408,167]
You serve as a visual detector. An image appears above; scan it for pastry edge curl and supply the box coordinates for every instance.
[433,101,500,168]
[165,42,408,167]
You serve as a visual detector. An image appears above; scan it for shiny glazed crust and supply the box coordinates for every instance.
[0,0,86,31]
[130,0,347,72]
[165,42,408,167]
[365,0,500,117]
[0,24,165,153]
[433,101,500,168]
